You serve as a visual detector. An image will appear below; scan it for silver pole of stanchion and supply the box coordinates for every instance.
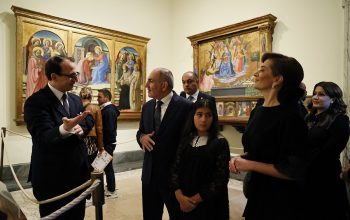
[0,127,6,181]
[91,171,104,220]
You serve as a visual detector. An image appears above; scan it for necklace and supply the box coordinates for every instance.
[192,136,208,147]
[194,136,200,147]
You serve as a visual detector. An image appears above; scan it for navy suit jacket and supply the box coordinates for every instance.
[24,86,93,200]
[101,104,120,146]
[136,92,192,184]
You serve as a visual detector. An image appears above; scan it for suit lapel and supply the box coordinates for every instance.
[198,92,203,100]
[149,100,156,132]
[67,94,76,117]
[158,95,177,133]
[44,86,69,117]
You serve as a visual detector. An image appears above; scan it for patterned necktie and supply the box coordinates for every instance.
[154,100,163,133]
[62,93,70,115]
[188,95,195,102]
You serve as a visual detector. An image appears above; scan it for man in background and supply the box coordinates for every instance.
[97,88,120,197]
[180,71,216,104]
[24,56,94,219]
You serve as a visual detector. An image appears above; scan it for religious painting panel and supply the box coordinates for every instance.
[188,14,276,126]
[13,6,149,125]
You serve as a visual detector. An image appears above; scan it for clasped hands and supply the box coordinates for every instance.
[62,111,90,136]
[175,190,202,213]
[229,156,249,174]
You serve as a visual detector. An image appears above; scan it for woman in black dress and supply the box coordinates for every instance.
[304,81,349,220]
[229,52,308,220]
[170,98,230,219]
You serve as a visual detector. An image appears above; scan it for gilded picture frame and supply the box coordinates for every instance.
[215,96,262,126]
[188,14,276,126]
[187,14,276,97]
[12,6,149,125]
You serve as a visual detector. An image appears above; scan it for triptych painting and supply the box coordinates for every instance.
[13,6,149,125]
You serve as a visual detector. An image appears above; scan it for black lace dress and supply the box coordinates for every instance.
[170,136,230,220]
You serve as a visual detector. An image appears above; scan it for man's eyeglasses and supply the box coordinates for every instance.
[57,72,80,79]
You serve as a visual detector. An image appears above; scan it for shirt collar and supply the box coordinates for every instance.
[48,82,66,100]
[158,91,173,106]
[100,101,112,110]
[186,90,199,100]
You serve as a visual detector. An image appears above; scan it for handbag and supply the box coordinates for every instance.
[83,136,98,155]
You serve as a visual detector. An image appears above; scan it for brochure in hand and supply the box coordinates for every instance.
[91,150,113,172]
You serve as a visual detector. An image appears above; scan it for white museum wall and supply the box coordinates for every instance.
[171,0,344,94]
[0,0,345,164]
[0,0,172,164]
[170,0,344,147]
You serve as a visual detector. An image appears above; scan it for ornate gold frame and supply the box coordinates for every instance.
[188,14,277,126]
[215,96,263,126]
[12,6,149,125]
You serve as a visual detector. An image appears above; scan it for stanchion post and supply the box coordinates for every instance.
[0,127,6,181]
[91,171,104,220]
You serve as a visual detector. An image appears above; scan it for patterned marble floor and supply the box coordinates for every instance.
[11,169,246,220]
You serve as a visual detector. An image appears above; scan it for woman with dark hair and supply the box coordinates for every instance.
[304,81,349,220]
[170,98,230,219]
[229,52,308,219]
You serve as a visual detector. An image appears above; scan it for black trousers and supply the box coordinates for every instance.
[142,179,179,220]
[104,144,116,192]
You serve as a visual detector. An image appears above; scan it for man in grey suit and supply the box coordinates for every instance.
[24,56,93,219]
[136,68,192,220]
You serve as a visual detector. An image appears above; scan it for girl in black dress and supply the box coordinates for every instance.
[170,98,230,220]
[229,53,308,220]
[305,81,349,220]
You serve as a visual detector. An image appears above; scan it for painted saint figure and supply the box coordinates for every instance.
[129,63,142,111]
[42,38,53,61]
[26,47,47,98]
[77,52,94,84]
[116,52,126,82]
[217,46,235,78]
[91,46,109,84]
[53,42,67,57]
[118,64,131,109]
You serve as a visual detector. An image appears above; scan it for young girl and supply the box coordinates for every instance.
[170,98,230,219]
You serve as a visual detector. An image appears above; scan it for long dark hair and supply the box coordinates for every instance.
[309,81,347,115]
[261,53,304,106]
[180,98,219,148]
[306,81,347,129]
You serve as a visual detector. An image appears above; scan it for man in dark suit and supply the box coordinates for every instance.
[180,71,216,104]
[24,56,94,219]
[136,67,192,220]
